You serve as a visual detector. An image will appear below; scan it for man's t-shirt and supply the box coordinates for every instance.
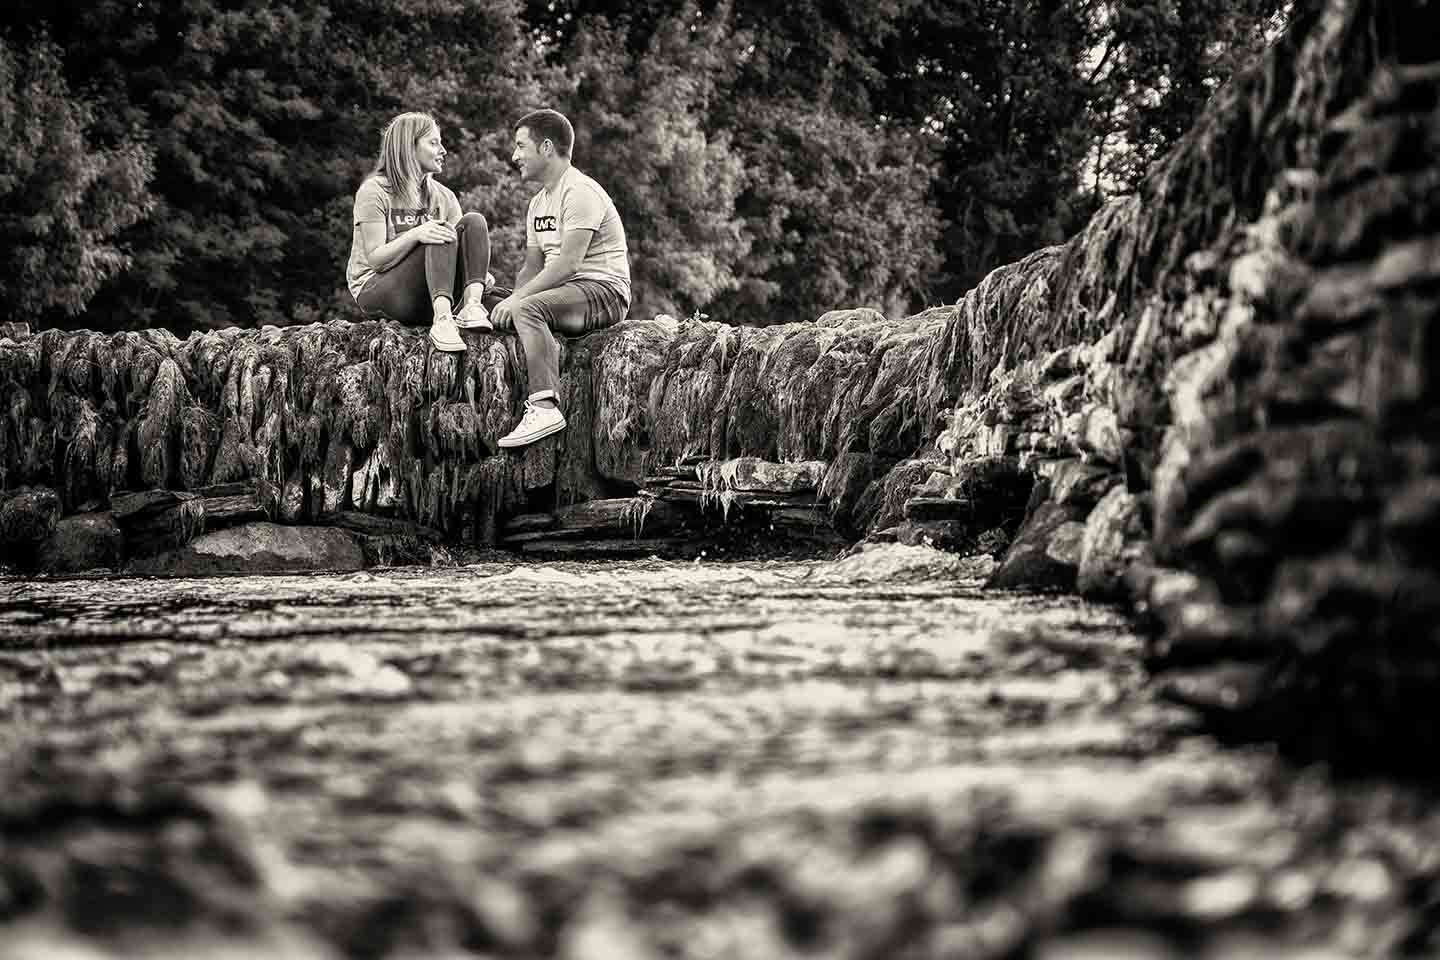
[346,175,462,299]
[525,166,630,299]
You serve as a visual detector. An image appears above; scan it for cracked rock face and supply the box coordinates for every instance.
[926,0,1440,766]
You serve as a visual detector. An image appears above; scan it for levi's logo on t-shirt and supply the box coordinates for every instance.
[533,215,557,232]
[390,209,429,234]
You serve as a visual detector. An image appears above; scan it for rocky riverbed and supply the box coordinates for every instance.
[3,545,1438,959]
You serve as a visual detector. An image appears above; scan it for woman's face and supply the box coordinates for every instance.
[416,126,446,175]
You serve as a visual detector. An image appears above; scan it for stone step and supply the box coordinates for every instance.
[323,510,443,543]
[517,536,697,558]
[902,496,975,523]
[194,480,279,528]
[705,457,828,494]
[654,487,820,509]
[502,512,558,534]
[499,497,694,543]
[111,489,206,558]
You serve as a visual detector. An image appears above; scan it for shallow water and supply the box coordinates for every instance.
[1,546,1437,958]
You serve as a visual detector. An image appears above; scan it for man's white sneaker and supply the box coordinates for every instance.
[497,402,567,448]
[455,300,493,331]
[428,312,465,352]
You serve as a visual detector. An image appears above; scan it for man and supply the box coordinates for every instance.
[492,109,631,448]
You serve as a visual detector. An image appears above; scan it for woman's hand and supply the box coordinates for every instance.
[414,220,457,244]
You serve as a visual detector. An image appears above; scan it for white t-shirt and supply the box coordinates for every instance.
[526,166,630,297]
[346,175,461,299]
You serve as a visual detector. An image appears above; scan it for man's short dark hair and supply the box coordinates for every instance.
[517,108,574,159]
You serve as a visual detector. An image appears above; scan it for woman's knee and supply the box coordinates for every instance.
[457,211,489,233]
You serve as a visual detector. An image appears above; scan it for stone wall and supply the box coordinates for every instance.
[930,0,1440,768]
[0,307,953,568]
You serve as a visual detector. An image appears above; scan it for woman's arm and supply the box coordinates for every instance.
[361,219,456,273]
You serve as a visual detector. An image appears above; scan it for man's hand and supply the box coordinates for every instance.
[414,221,457,244]
[490,294,522,331]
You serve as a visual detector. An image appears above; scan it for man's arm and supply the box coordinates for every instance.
[514,246,545,291]
[513,230,593,300]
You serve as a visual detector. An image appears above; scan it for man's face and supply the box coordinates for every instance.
[511,127,547,183]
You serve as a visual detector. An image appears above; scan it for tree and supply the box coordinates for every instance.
[0,35,152,321]
[551,11,750,320]
[1083,0,1292,192]
[710,97,943,323]
[3,0,545,332]
[527,0,943,323]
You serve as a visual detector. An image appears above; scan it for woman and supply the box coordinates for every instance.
[345,111,494,352]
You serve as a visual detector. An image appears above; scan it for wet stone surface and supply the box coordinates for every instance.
[1,544,1437,958]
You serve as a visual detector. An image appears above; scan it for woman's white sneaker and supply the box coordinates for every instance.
[428,312,466,352]
[455,300,493,331]
[498,402,567,448]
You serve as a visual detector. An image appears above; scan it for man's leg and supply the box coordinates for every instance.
[511,279,628,402]
[497,279,628,448]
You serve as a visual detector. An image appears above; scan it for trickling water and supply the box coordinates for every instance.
[1,544,1436,958]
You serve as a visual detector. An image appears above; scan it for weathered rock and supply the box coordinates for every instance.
[986,500,1088,593]
[0,486,61,569]
[516,536,699,559]
[902,497,972,524]
[112,489,206,558]
[127,522,365,576]
[819,453,885,536]
[37,511,124,573]
[498,512,558,535]
[1138,569,1270,668]
[710,457,828,494]
[323,510,443,566]
[1045,459,1122,509]
[1077,487,1148,602]
[501,497,693,543]
[1046,520,1087,566]
[767,505,845,543]
[194,480,278,528]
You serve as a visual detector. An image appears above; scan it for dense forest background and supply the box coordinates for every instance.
[1,0,1287,333]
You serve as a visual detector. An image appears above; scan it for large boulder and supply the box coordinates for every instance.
[985,485,1089,594]
[1076,486,1149,602]
[112,489,206,558]
[126,522,365,576]
[37,512,124,574]
[0,487,61,570]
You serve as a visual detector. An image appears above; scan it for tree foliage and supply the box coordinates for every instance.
[0,35,152,319]
[553,12,750,320]
[2,0,1288,331]
[3,0,543,331]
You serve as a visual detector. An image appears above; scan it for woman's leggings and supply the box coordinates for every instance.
[356,212,491,323]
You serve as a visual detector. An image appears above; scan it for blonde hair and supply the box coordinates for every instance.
[372,112,439,207]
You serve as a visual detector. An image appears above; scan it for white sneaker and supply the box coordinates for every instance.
[455,300,493,331]
[428,312,465,352]
[497,401,567,448]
